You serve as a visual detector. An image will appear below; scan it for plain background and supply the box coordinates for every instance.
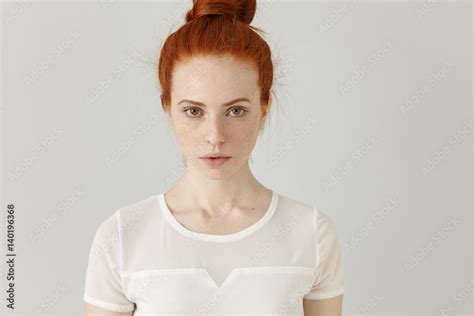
[1,0,472,315]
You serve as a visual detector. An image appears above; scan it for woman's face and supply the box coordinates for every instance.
[167,54,270,179]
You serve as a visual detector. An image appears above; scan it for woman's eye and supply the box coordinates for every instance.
[183,106,247,118]
[228,107,246,117]
[184,107,202,117]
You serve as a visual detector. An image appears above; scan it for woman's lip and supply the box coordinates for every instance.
[200,157,231,167]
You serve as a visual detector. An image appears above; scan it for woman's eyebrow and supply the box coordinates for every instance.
[177,97,251,107]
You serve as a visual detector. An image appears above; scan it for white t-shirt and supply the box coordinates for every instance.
[83,190,344,315]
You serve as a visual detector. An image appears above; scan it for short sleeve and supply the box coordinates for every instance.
[83,211,135,312]
[304,207,345,300]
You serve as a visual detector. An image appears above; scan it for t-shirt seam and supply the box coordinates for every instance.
[158,191,279,243]
[115,209,132,302]
[83,294,134,310]
[303,286,344,300]
[313,206,321,285]
[115,210,124,278]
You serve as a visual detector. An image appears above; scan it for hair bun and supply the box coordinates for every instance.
[185,0,256,25]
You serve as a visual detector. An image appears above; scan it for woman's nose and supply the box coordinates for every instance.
[206,117,226,145]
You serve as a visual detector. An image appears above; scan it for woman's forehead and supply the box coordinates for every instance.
[172,56,259,98]
[174,55,257,78]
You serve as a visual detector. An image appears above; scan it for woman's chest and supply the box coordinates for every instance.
[122,265,315,314]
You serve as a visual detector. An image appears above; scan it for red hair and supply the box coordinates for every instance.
[158,0,274,118]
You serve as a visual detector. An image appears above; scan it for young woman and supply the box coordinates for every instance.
[84,1,344,315]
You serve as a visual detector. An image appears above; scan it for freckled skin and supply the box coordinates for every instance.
[166,54,269,180]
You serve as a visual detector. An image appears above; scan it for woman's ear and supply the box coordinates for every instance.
[166,109,174,131]
[259,94,272,130]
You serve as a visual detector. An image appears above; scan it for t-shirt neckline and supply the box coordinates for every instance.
[157,190,279,242]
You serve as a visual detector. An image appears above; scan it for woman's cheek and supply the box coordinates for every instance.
[233,121,259,153]
[174,123,198,152]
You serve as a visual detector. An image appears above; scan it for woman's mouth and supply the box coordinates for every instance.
[200,157,231,168]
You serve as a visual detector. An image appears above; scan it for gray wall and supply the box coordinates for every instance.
[1,0,472,315]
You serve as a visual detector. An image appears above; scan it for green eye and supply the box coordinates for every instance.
[228,107,247,117]
[184,107,202,117]
[183,106,247,118]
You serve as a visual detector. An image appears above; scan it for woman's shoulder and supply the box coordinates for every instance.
[275,192,316,218]
[93,193,161,239]
[275,192,340,232]
[116,193,160,222]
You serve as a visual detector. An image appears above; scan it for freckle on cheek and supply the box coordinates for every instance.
[239,128,258,148]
